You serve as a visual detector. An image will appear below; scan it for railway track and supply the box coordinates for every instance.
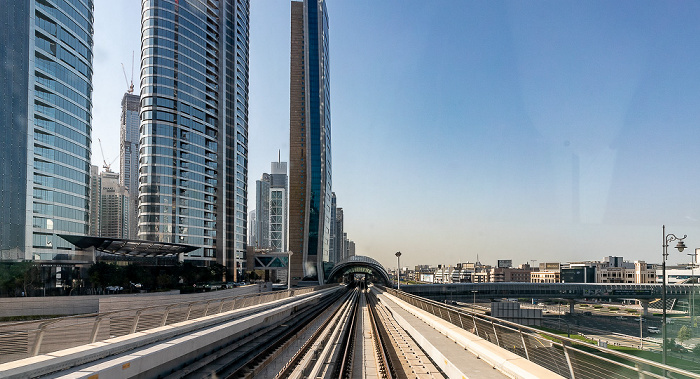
[166,283,439,379]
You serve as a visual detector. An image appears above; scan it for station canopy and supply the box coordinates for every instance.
[58,235,199,258]
[326,255,391,285]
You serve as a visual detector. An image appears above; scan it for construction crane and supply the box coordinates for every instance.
[121,51,135,94]
[98,138,118,172]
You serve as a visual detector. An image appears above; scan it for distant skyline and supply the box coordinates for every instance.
[91,1,700,269]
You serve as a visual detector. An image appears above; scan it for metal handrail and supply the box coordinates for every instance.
[0,284,337,363]
[380,286,700,379]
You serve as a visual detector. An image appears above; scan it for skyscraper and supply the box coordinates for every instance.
[329,192,337,263]
[89,166,130,239]
[0,1,94,271]
[138,0,250,279]
[119,92,140,239]
[289,0,332,284]
[254,161,289,252]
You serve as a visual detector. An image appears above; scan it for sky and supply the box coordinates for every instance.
[92,1,700,270]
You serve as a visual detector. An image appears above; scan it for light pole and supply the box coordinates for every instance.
[690,250,698,327]
[472,290,478,307]
[662,225,687,366]
[639,315,643,350]
[395,251,402,290]
[287,251,293,290]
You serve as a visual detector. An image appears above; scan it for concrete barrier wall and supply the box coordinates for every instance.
[0,297,99,317]
[0,283,272,317]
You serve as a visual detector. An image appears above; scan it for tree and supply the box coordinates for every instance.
[677,325,692,343]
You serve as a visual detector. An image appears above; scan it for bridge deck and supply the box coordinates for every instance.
[377,290,512,379]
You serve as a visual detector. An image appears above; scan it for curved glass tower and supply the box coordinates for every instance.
[289,0,332,284]
[139,0,249,277]
[0,0,93,268]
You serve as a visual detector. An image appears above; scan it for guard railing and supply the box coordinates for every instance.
[381,286,700,379]
[0,285,335,364]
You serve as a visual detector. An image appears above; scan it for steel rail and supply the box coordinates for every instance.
[168,286,347,379]
[274,289,356,379]
[364,289,395,379]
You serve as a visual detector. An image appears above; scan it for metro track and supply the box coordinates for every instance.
[166,283,440,379]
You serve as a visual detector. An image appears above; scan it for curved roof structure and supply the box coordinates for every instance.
[58,235,199,257]
[326,255,392,285]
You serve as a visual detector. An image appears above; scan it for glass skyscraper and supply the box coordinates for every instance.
[0,0,93,270]
[289,0,332,284]
[120,92,140,239]
[138,0,250,279]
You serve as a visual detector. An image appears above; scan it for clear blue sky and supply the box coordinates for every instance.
[92,1,700,269]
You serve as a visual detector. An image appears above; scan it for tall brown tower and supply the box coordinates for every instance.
[289,0,332,284]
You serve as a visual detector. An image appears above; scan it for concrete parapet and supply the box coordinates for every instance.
[0,286,337,379]
[381,291,565,379]
[0,284,271,317]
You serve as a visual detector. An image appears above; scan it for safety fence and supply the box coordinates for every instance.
[0,285,335,364]
[382,287,700,379]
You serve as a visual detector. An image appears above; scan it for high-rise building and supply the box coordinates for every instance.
[119,93,139,239]
[255,173,271,248]
[269,161,288,252]
[0,1,94,269]
[289,0,332,283]
[138,0,250,279]
[254,161,289,252]
[89,166,130,239]
[247,209,257,248]
[329,192,337,263]
[335,207,344,261]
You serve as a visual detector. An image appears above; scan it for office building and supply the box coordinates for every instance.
[329,193,337,263]
[289,0,332,283]
[0,1,94,271]
[138,0,250,280]
[335,207,344,260]
[253,161,289,252]
[119,92,139,239]
[255,174,271,249]
[247,210,256,248]
[89,166,130,239]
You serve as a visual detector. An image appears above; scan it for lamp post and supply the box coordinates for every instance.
[688,249,700,328]
[471,290,478,307]
[662,225,687,366]
[287,251,293,290]
[395,251,402,290]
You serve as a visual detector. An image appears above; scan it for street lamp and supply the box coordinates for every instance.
[689,250,698,330]
[395,251,402,290]
[471,290,478,307]
[662,225,687,366]
[287,251,293,290]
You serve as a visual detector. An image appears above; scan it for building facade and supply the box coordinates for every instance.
[253,161,288,252]
[335,207,344,261]
[138,0,250,279]
[0,0,94,268]
[119,92,140,239]
[329,192,337,263]
[89,167,130,239]
[289,0,332,283]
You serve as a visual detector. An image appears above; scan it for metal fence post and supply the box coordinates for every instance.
[131,310,144,334]
[562,343,576,379]
[90,316,105,343]
[473,316,479,337]
[458,313,464,329]
[185,303,194,321]
[519,328,530,361]
[492,321,500,347]
[203,300,214,317]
